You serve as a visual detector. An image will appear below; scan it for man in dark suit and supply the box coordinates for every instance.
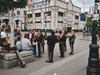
[58,30,67,58]
[35,30,44,58]
[44,30,57,63]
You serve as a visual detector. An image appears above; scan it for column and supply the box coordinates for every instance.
[33,12,36,28]
[41,11,44,29]
[51,0,57,30]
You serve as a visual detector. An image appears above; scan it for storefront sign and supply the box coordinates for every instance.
[35,2,50,8]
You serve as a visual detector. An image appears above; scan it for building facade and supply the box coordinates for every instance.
[32,0,81,30]
[0,0,82,31]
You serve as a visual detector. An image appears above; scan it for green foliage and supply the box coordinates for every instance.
[0,0,28,13]
[85,16,93,27]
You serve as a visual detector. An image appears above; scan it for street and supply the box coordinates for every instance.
[0,32,100,75]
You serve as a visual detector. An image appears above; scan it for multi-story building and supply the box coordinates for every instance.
[0,0,82,31]
[32,0,81,30]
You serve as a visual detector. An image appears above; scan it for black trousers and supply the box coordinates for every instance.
[37,43,42,57]
[64,41,67,51]
[59,42,65,57]
[48,44,55,62]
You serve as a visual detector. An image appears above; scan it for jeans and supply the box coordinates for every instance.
[29,47,34,55]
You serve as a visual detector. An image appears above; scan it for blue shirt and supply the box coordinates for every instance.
[14,31,20,37]
[21,38,31,50]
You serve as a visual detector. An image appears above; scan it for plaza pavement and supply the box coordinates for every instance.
[0,32,100,75]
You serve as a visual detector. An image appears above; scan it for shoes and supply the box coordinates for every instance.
[37,56,42,58]
[46,61,53,63]
[69,52,74,55]
[59,56,65,58]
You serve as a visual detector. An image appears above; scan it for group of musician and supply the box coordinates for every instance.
[14,26,76,63]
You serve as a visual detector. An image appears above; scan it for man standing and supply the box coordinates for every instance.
[58,30,67,58]
[35,30,44,58]
[44,30,57,63]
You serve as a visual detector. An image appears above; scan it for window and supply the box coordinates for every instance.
[44,12,51,16]
[27,14,33,18]
[17,11,20,15]
[58,21,63,23]
[44,21,50,23]
[35,21,41,23]
[75,15,79,19]
[75,23,78,25]
[58,12,63,16]
[35,13,41,17]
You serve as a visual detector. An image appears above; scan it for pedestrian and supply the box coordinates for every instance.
[44,30,57,63]
[58,30,67,58]
[67,25,76,55]
[21,33,34,55]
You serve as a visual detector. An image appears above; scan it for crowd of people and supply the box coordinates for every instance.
[0,25,76,63]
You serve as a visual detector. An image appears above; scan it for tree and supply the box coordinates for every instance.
[0,0,28,46]
[85,16,93,27]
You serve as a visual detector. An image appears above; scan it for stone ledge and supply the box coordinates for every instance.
[0,51,33,61]
[0,51,35,69]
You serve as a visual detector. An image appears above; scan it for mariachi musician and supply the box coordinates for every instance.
[58,30,67,58]
[27,29,34,45]
[35,30,44,58]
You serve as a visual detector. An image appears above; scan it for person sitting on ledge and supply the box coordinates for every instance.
[21,33,34,54]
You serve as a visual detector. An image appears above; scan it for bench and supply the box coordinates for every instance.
[0,50,35,69]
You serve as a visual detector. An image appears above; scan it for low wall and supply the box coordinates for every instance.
[0,51,35,69]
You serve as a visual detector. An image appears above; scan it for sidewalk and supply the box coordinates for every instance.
[80,36,92,41]
[0,32,99,75]
[27,50,88,75]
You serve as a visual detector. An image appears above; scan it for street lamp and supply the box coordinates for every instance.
[86,0,100,75]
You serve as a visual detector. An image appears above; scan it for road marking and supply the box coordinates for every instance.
[27,50,88,75]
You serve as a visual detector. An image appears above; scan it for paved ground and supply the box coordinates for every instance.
[0,32,100,75]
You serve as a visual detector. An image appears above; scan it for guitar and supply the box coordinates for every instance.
[15,50,26,68]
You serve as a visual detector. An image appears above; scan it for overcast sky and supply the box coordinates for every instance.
[33,0,95,12]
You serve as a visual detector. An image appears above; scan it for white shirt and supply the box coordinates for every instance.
[1,31,7,38]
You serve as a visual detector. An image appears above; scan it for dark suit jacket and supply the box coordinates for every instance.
[44,34,57,45]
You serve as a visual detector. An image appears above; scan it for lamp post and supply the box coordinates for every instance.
[86,0,100,75]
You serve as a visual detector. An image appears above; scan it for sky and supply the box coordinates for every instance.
[33,0,95,12]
